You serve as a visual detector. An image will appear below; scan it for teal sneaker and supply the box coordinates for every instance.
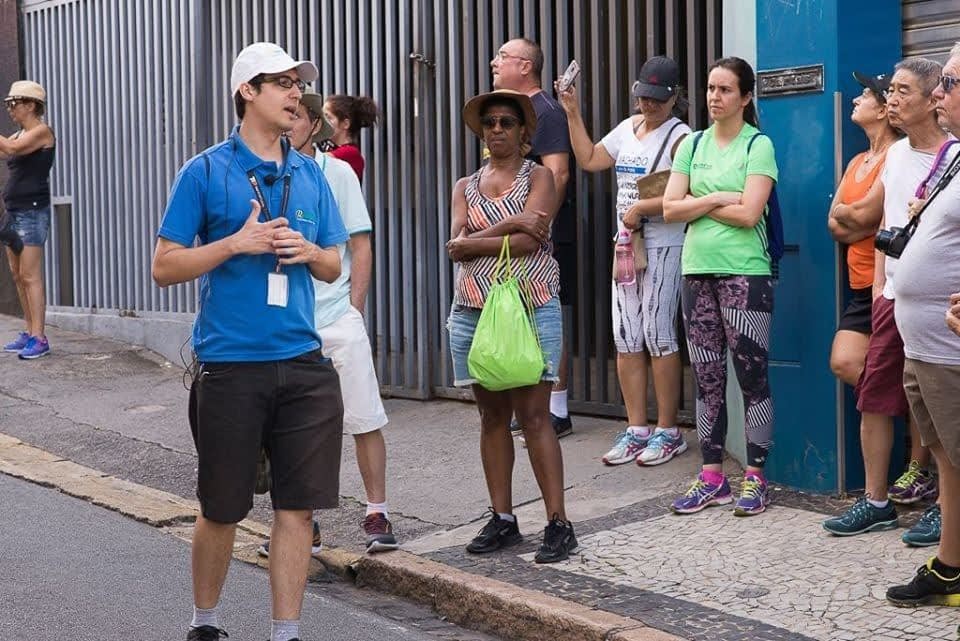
[823,497,898,536]
[902,504,941,547]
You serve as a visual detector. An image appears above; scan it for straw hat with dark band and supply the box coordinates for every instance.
[299,90,335,142]
[462,89,537,141]
[4,80,46,104]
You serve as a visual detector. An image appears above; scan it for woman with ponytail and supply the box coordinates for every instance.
[321,95,380,182]
[662,57,779,518]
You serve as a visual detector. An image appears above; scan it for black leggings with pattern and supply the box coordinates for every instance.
[681,275,774,467]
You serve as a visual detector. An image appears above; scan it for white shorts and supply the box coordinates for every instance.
[318,305,388,435]
[611,244,682,356]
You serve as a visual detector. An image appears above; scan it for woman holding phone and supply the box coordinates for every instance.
[557,56,690,468]
[662,57,778,517]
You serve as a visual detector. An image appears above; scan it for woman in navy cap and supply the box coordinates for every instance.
[557,56,691,469]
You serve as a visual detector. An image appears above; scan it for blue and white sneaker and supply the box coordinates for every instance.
[733,474,770,516]
[18,335,50,360]
[636,429,687,466]
[601,429,651,465]
[902,504,941,547]
[3,331,29,353]
[671,473,733,514]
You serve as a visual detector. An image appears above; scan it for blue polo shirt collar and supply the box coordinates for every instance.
[228,126,305,175]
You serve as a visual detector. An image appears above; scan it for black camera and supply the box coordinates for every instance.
[875,225,914,259]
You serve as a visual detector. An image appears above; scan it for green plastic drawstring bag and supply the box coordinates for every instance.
[467,237,545,391]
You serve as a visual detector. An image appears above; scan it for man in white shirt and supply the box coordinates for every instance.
[260,92,398,556]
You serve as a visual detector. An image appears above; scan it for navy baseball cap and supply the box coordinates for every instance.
[632,56,680,101]
[853,71,892,103]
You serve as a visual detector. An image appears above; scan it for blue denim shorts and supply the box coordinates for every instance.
[8,206,51,246]
[446,296,562,387]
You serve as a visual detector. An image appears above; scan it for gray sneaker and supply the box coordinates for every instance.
[902,504,941,547]
[822,497,898,536]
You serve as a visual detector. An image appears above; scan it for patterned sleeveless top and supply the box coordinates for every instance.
[454,159,560,308]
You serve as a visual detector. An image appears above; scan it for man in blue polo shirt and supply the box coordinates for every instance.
[152,42,348,641]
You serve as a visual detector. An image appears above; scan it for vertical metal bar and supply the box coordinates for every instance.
[401,0,415,389]
[372,0,387,381]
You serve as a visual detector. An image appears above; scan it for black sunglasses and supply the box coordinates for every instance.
[480,115,521,130]
[940,75,960,94]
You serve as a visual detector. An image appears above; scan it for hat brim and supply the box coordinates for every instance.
[462,90,538,142]
[4,94,44,104]
[852,71,887,103]
[300,93,335,141]
[632,82,674,101]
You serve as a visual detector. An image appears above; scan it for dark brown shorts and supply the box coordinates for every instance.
[855,296,908,417]
[188,349,344,523]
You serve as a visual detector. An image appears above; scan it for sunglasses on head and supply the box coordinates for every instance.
[480,115,521,129]
[940,74,960,94]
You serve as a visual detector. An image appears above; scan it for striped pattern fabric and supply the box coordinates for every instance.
[454,160,560,308]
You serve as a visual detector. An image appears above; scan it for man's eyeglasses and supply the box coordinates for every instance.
[495,50,530,63]
[940,74,960,94]
[261,75,306,92]
[480,115,521,130]
[4,99,22,108]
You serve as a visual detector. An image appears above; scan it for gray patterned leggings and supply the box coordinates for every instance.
[681,275,774,467]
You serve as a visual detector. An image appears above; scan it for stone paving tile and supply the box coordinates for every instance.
[537,506,956,641]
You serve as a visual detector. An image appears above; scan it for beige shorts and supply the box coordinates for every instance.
[903,358,960,468]
[319,306,388,435]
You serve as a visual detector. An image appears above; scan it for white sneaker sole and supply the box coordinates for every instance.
[602,452,640,465]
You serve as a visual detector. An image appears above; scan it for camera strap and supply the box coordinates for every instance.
[904,149,960,233]
[916,139,959,198]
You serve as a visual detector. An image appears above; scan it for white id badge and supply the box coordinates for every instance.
[267,272,288,307]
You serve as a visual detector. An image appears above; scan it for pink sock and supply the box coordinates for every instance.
[701,470,725,486]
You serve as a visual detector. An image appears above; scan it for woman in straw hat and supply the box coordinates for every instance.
[0,80,55,359]
[446,89,577,564]
[557,56,691,468]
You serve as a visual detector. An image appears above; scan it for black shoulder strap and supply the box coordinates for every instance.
[650,121,684,173]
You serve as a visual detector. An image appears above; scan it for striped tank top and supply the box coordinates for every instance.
[454,159,560,308]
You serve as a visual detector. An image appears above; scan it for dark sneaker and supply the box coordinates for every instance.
[186,626,229,640]
[363,512,399,553]
[822,497,898,536]
[671,473,733,514]
[465,510,522,554]
[534,515,578,564]
[733,474,770,516]
[3,331,29,353]
[518,413,573,447]
[902,504,941,547]
[18,335,50,360]
[509,417,523,437]
[257,520,323,558]
[886,557,960,607]
[888,460,938,504]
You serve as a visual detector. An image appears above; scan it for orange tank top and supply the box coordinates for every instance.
[837,151,885,290]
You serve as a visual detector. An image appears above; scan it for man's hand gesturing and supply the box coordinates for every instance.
[231,200,289,256]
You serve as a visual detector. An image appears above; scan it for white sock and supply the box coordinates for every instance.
[550,390,569,418]
[867,497,889,509]
[366,501,389,518]
[497,512,516,522]
[654,426,680,437]
[271,619,300,641]
[627,425,652,437]
[190,606,219,629]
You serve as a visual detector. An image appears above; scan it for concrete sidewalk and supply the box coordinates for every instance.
[0,315,954,641]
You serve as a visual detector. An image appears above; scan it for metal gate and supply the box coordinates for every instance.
[902,0,960,63]
[20,0,721,418]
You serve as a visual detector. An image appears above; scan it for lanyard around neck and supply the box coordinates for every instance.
[246,171,291,222]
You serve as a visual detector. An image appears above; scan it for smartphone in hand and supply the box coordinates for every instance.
[557,60,581,92]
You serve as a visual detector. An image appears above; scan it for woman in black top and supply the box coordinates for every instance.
[0,81,55,359]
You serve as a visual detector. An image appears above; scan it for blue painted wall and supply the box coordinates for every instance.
[755,0,901,492]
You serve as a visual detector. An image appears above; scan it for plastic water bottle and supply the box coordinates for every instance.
[615,230,636,286]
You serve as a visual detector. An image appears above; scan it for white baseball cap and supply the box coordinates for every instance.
[230,42,318,95]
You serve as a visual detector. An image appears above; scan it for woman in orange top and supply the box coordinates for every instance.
[827,71,900,386]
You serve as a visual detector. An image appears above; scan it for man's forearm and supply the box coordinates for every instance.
[308,245,342,283]
[348,234,372,312]
[152,237,236,287]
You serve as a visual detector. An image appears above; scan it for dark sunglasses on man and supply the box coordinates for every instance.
[480,115,521,130]
[941,74,960,94]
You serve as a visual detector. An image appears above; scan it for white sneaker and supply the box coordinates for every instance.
[636,429,687,466]
[601,429,651,465]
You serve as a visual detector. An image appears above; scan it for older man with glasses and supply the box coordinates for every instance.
[885,43,960,609]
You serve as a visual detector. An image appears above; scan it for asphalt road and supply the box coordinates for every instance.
[0,473,497,641]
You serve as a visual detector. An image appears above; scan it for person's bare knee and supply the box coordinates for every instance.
[477,395,511,431]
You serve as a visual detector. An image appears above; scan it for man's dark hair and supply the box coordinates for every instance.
[515,38,544,78]
[233,74,265,120]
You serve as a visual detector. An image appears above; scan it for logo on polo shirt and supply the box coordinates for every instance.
[295,209,317,224]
